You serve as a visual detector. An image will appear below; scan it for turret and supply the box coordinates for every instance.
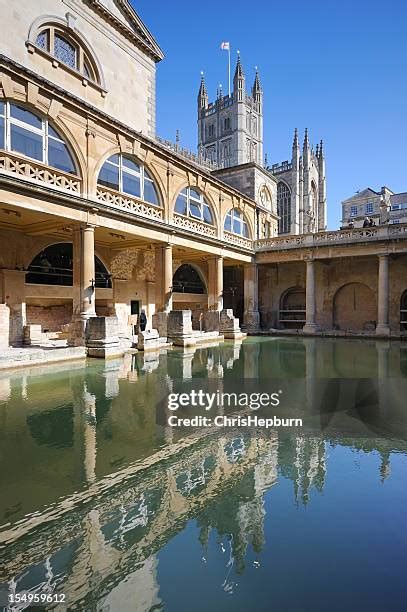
[233,53,245,102]
[197,73,208,114]
[252,68,262,112]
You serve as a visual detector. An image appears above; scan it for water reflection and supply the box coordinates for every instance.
[0,337,407,610]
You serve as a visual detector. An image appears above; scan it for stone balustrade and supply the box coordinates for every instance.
[96,185,164,221]
[255,223,407,251]
[0,151,81,194]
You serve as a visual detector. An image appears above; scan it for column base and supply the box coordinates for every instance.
[243,310,260,333]
[375,324,391,337]
[303,323,320,335]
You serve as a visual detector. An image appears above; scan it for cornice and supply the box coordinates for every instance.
[83,0,164,62]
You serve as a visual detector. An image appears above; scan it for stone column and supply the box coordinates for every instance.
[155,244,172,313]
[208,255,223,311]
[146,280,155,329]
[81,224,96,319]
[72,224,96,320]
[376,254,390,336]
[1,270,26,345]
[303,259,319,334]
[243,262,260,331]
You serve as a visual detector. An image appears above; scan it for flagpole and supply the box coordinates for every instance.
[228,46,231,97]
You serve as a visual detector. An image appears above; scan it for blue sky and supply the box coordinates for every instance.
[133,0,407,229]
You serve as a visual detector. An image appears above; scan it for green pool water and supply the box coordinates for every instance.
[0,337,407,611]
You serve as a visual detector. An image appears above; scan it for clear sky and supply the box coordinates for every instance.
[133,0,407,229]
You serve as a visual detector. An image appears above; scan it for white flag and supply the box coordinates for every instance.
[220,42,230,51]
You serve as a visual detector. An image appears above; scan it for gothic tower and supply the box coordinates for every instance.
[197,55,263,167]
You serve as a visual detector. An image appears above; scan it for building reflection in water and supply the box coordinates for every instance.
[0,337,407,609]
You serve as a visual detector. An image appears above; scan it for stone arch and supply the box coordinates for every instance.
[26,242,111,288]
[172,263,207,294]
[0,98,85,181]
[95,151,164,208]
[27,14,106,88]
[258,184,273,210]
[172,183,219,230]
[223,206,252,239]
[333,282,376,331]
[279,286,306,329]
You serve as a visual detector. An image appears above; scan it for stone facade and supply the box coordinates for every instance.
[342,186,407,228]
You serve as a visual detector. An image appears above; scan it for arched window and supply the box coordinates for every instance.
[175,187,213,224]
[224,208,249,237]
[26,243,111,287]
[98,155,159,205]
[34,25,99,83]
[173,264,206,294]
[0,101,77,174]
[259,185,272,210]
[277,182,291,234]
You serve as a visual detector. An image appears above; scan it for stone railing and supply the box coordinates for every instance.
[255,224,407,251]
[0,151,81,194]
[172,213,217,237]
[223,230,253,249]
[155,136,219,171]
[96,185,163,221]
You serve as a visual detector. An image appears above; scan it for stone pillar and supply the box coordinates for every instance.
[303,259,319,334]
[81,225,96,319]
[146,280,155,329]
[155,244,172,313]
[72,224,96,320]
[376,254,390,336]
[208,255,223,311]
[1,270,26,345]
[243,262,260,331]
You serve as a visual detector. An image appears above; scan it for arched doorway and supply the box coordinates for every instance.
[400,290,407,332]
[26,243,111,287]
[172,264,205,294]
[279,287,306,329]
[333,283,376,331]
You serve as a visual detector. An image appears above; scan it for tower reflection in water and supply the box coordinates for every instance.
[0,337,407,610]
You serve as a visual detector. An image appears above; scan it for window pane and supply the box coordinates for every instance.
[242,222,249,237]
[233,217,241,234]
[189,188,201,201]
[144,179,158,205]
[0,101,5,116]
[122,157,140,173]
[48,138,75,174]
[98,162,119,190]
[36,30,48,51]
[203,204,212,224]
[123,172,141,197]
[54,34,76,69]
[107,154,120,165]
[48,125,62,140]
[10,104,42,129]
[189,202,201,219]
[11,124,43,160]
[0,117,4,149]
[175,194,187,215]
[224,214,232,232]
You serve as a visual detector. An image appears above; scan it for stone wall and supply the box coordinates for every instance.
[26,304,72,333]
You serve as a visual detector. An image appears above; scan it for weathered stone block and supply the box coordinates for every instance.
[86,316,122,358]
[138,328,160,351]
[167,310,193,336]
[0,304,10,350]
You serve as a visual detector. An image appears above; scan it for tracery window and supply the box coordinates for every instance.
[277,181,291,234]
[0,101,77,174]
[34,25,99,82]
[224,208,249,237]
[98,154,159,205]
[175,187,213,224]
